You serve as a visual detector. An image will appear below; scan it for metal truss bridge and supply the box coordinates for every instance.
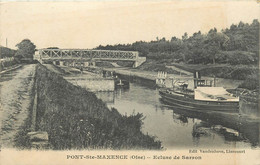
[36,49,146,68]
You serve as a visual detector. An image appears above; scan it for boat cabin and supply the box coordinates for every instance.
[166,71,238,102]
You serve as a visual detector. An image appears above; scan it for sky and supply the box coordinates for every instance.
[0,0,259,49]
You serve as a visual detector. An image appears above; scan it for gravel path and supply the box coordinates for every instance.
[0,64,36,148]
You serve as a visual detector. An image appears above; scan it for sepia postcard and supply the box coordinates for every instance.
[0,0,259,165]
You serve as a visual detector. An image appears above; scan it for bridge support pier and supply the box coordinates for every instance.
[53,61,56,65]
[133,61,142,68]
[133,57,146,68]
[60,61,64,66]
[133,61,137,68]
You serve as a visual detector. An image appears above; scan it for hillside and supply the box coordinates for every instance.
[96,20,259,65]
[95,20,259,90]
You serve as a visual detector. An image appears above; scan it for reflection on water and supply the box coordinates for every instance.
[95,91,115,103]
[95,83,259,149]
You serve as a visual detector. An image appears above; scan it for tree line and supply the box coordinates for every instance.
[96,19,259,65]
[1,19,259,65]
[1,39,35,59]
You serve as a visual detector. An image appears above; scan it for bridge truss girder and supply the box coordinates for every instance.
[39,49,138,61]
[37,49,146,68]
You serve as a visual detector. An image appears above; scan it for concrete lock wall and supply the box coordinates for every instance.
[86,79,114,91]
[69,78,114,91]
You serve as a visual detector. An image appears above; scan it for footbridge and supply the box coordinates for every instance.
[36,49,146,68]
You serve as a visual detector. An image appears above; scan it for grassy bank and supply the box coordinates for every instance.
[137,59,181,75]
[169,63,257,79]
[141,60,258,90]
[34,64,161,150]
[170,63,259,90]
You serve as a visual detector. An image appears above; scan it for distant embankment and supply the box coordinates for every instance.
[170,63,258,90]
[239,94,259,118]
[31,64,161,150]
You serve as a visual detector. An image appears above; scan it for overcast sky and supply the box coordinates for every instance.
[0,1,259,49]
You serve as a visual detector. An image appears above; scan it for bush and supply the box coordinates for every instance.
[238,73,259,90]
[217,51,256,65]
[1,59,17,68]
[199,65,257,80]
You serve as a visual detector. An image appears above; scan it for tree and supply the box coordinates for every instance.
[208,27,217,34]
[160,37,166,42]
[171,36,178,42]
[182,32,188,41]
[188,31,206,64]
[252,19,259,26]
[203,32,229,64]
[15,39,36,61]
[238,21,245,28]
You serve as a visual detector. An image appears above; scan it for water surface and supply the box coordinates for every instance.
[95,83,259,149]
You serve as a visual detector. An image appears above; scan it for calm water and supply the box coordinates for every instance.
[95,83,259,149]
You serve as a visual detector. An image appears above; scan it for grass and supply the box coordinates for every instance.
[168,62,259,90]
[34,64,161,150]
[138,59,259,90]
[238,73,259,90]
[138,59,181,74]
[170,62,258,79]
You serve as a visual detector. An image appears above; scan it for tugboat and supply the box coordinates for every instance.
[102,70,130,89]
[114,77,130,89]
[159,72,239,112]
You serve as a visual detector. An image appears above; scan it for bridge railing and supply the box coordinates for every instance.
[38,49,139,61]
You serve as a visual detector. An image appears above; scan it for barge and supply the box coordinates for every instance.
[159,72,239,112]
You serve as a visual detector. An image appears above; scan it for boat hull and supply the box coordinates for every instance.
[159,90,239,113]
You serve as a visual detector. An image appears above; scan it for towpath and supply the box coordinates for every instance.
[165,65,193,76]
[0,64,36,148]
[103,67,242,89]
[103,67,193,81]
